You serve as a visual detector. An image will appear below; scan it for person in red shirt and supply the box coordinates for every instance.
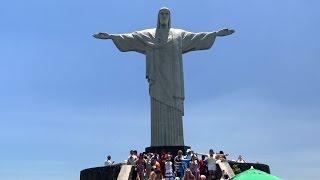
[199,155,207,176]
[160,152,167,176]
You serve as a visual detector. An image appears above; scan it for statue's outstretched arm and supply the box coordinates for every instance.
[92,32,146,53]
[93,32,116,40]
[214,28,235,37]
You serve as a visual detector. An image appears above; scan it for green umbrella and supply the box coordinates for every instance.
[231,166,282,180]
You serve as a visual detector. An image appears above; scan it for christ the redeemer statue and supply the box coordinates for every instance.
[93,7,234,147]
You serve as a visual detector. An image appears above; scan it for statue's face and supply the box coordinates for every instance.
[159,9,170,26]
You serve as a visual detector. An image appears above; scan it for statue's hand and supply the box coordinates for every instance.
[216,28,235,36]
[93,32,111,39]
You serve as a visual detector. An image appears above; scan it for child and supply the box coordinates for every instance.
[165,155,174,180]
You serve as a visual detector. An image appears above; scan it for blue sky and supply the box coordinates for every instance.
[0,0,319,179]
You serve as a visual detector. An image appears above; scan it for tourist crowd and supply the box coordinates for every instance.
[105,149,246,180]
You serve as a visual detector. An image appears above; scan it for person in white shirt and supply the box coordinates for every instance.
[206,149,217,180]
[184,149,193,160]
[104,155,114,166]
[127,150,138,165]
[165,155,174,180]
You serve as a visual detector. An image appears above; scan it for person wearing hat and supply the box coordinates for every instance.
[181,149,192,178]
[184,149,193,160]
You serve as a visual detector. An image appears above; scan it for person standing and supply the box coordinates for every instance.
[136,153,146,180]
[127,150,138,180]
[189,155,200,180]
[127,150,138,165]
[199,155,207,176]
[206,149,217,180]
[164,155,174,180]
[104,155,114,166]
[174,150,184,178]
[184,149,193,160]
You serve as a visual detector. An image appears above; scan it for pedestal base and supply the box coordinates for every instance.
[145,145,191,156]
[80,164,122,180]
[80,162,270,180]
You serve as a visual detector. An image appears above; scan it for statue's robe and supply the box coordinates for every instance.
[111,28,216,146]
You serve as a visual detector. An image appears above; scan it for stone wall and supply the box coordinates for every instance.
[80,164,123,180]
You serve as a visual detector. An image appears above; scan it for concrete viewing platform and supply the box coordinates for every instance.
[80,161,270,180]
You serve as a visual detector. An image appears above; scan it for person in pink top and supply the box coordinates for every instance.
[190,155,200,179]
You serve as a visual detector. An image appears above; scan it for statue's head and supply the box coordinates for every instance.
[157,7,171,29]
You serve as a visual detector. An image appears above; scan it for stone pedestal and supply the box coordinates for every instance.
[80,161,270,180]
[80,164,122,180]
